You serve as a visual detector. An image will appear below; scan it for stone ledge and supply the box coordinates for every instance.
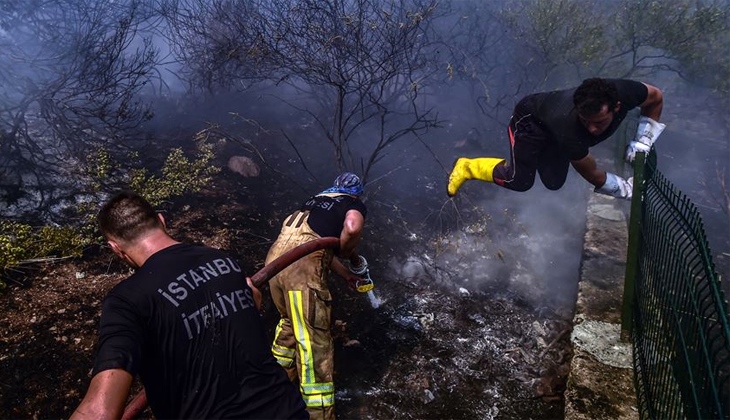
[565,193,638,420]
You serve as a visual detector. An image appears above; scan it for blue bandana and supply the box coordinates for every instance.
[318,172,364,197]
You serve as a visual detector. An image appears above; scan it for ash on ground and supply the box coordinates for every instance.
[325,204,581,419]
[0,149,585,419]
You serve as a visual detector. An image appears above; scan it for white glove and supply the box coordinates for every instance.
[343,255,368,275]
[625,140,651,163]
[635,116,666,147]
[625,116,665,163]
[595,172,633,200]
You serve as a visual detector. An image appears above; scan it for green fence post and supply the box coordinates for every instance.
[621,151,646,341]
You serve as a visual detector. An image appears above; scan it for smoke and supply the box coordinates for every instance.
[383,146,590,312]
[357,70,595,312]
[3,0,727,292]
[651,83,730,284]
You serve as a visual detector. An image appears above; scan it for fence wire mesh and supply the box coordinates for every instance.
[631,150,730,419]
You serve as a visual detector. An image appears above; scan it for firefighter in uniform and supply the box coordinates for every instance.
[266,172,368,420]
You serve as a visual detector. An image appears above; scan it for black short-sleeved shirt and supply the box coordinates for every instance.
[93,243,308,419]
[516,79,649,160]
[302,193,367,238]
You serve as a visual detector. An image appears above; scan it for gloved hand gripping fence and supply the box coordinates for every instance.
[625,116,665,163]
[595,172,633,200]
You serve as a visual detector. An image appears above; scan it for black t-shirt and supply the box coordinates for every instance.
[302,193,367,238]
[93,244,308,419]
[517,79,649,160]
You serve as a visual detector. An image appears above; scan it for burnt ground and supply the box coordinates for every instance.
[0,135,581,419]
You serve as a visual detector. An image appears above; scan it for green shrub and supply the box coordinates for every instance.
[0,221,87,289]
[0,140,220,290]
[130,143,220,206]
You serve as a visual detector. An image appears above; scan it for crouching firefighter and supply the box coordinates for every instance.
[447,78,664,200]
[266,172,368,420]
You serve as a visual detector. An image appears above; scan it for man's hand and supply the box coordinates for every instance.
[246,277,262,310]
[595,172,633,200]
[331,257,363,291]
[625,140,651,163]
[626,115,666,163]
[635,115,665,148]
[343,273,364,292]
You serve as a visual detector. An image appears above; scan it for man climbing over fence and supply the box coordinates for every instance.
[70,191,308,420]
[447,78,664,200]
[266,172,368,420]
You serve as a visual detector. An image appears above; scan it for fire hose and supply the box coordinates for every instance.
[121,237,340,420]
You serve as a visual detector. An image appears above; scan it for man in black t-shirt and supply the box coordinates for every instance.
[70,192,308,420]
[447,78,665,200]
[265,172,368,420]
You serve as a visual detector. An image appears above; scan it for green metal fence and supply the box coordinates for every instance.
[624,149,730,419]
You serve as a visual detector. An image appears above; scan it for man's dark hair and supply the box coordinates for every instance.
[573,78,619,116]
[98,191,163,242]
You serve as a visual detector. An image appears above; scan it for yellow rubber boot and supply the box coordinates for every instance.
[447,157,506,196]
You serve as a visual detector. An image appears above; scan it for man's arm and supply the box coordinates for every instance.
[625,83,665,163]
[331,257,351,277]
[70,369,133,420]
[573,153,633,199]
[339,209,364,260]
[640,83,663,121]
[571,153,605,188]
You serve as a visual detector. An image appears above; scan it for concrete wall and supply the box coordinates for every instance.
[564,193,639,420]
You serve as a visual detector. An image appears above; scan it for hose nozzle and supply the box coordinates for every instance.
[356,274,374,293]
[347,255,368,276]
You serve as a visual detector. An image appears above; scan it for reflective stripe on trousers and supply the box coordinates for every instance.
[272,318,296,367]
[267,211,336,419]
[289,290,335,408]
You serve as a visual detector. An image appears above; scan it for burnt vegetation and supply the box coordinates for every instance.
[0,0,729,418]
[1,0,728,215]
[0,1,160,211]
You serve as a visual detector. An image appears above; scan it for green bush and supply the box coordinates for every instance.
[130,143,220,206]
[0,221,86,289]
[0,140,220,290]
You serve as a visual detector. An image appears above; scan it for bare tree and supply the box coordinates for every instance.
[698,160,730,217]
[256,0,445,182]
[0,0,159,212]
[600,0,730,93]
[163,0,443,183]
[433,1,541,127]
[500,0,606,86]
[159,0,269,93]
